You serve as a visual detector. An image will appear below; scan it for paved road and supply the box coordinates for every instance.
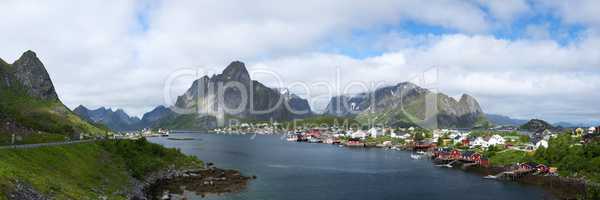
[0,139,97,150]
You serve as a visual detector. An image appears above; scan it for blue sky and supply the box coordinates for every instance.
[0,0,599,124]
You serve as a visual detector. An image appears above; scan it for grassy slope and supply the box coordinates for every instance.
[0,139,203,200]
[1,59,107,143]
[489,149,532,166]
[0,143,130,199]
[0,86,107,140]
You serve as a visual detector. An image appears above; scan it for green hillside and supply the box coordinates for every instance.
[0,139,202,200]
[0,51,108,145]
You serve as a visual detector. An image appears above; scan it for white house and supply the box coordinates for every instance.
[369,127,384,138]
[471,137,488,148]
[535,139,549,149]
[589,127,597,134]
[488,135,506,146]
[352,130,368,139]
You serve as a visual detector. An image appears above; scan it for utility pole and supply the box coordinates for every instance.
[11,133,15,145]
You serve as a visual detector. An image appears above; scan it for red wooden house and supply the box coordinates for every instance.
[434,148,452,159]
[305,129,321,138]
[519,162,539,171]
[461,151,482,162]
[450,150,461,159]
[536,164,549,173]
[461,138,470,146]
[479,157,490,167]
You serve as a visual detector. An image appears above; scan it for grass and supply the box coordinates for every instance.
[98,138,203,179]
[489,149,532,167]
[0,132,67,145]
[0,86,108,138]
[0,139,203,199]
[0,143,131,199]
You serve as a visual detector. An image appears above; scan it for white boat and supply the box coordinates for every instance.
[483,175,497,179]
[416,151,426,155]
[436,164,453,168]
[410,154,422,160]
[286,135,298,142]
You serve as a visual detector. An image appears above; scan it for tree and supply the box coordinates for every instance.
[519,135,530,143]
[414,132,424,141]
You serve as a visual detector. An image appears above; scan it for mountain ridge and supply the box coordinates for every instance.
[73,105,142,131]
[324,82,489,128]
[485,113,529,126]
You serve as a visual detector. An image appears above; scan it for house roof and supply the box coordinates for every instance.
[521,162,539,168]
[462,151,477,156]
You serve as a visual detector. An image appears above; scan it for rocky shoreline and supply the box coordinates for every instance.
[131,166,253,200]
[463,164,595,200]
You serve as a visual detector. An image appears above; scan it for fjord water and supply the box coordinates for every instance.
[149,133,552,200]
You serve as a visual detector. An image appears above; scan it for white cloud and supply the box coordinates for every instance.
[252,33,600,122]
[535,0,600,29]
[477,0,530,23]
[0,0,599,123]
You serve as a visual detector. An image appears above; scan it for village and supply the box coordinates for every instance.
[212,122,600,182]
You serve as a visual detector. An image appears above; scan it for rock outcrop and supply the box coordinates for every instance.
[9,51,58,101]
[521,119,554,132]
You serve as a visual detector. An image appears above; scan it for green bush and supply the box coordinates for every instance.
[98,138,203,179]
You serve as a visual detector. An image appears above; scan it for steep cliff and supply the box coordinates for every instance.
[169,61,312,129]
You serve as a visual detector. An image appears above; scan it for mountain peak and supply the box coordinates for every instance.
[21,50,37,59]
[222,61,250,81]
[74,105,89,112]
[11,50,58,101]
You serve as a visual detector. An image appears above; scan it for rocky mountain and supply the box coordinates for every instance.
[166,61,312,129]
[141,105,177,127]
[0,51,106,140]
[74,105,142,131]
[520,119,554,132]
[485,114,528,126]
[1,51,58,100]
[324,82,489,128]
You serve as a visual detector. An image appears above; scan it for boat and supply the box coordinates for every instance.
[416,151,426,155]
[435,164,453,168]
[286,135,298,142]
[410,154,422,160]
[308,137,322,143]
[345,139,365,147]
[483,175,497,179]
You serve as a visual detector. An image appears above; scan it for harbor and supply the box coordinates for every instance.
[148,132,558,200]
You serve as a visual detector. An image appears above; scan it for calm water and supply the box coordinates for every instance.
[149,133,553,200]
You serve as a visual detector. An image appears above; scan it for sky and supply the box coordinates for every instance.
[0,0,599,124]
